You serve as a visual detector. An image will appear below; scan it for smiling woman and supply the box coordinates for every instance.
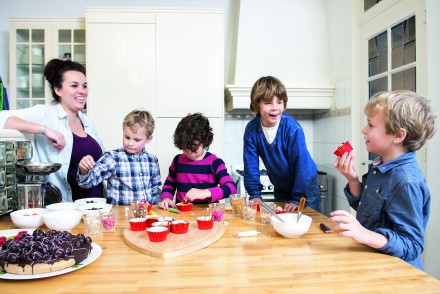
[0,58,105,203]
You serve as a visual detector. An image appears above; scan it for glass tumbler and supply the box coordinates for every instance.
[100,209,117,231]
[242,201,258,221]
[209,203,225,222]
[260,202,276,224]
[83,211,102,236]
[229,194,246,216]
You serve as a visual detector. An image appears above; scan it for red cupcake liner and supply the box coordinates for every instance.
[147,227,169,242]
[171,220,190,234]
[129,218,147,231]
[152,221,171,234]
[145,216,160,228]
[176,203,193,212]
[333,141,353,156]
[196,217,214,230]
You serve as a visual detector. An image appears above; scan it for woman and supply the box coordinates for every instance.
[0,59,105,202]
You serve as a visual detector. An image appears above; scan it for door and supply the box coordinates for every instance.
[356,0,427,174]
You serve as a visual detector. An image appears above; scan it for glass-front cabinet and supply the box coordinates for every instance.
[9,19,85,110]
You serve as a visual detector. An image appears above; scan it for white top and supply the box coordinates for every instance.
[261,120,280,144]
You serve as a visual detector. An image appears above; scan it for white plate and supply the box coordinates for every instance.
[0,229,102,280]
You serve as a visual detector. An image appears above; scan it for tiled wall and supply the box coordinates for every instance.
[313,79,352,212]
[223,78,353,212]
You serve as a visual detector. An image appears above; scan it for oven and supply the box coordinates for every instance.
[230,165,333,216]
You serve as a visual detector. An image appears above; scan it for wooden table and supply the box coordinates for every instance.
[1,205,439,293]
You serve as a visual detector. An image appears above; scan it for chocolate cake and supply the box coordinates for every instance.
[0,229,93,275]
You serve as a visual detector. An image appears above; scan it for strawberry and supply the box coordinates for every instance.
[0,236,6,246]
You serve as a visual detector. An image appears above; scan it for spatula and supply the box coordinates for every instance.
[296,197,306,222]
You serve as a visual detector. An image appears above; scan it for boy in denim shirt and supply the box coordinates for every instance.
[331,90,437,269]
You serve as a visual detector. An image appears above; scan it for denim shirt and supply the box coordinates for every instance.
[0,104,105,202]
[344,152,430,269]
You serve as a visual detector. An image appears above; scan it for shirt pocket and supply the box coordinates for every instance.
[358,189,384,228]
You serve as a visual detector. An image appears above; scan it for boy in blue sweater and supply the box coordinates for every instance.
[243,76,321,212]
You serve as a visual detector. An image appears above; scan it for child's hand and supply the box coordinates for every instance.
[78,155,96,175]
[158,198,174,210]
[328,210,369,244]
[185,188,211,202]
[333,152,358,181]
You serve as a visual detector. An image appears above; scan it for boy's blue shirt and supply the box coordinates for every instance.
[344,151,430,269]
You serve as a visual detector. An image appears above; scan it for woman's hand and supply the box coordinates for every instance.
[78,155,96,175]
[158,198,174,210]
[185,188,211,202]
[284,202,298,212]
[44,128,66,151]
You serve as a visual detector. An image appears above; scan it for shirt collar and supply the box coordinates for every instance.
[374,152,417,173]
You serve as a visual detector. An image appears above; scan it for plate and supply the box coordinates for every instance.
[0,229,102,280]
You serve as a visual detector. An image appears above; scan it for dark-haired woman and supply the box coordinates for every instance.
[0,59,105,202]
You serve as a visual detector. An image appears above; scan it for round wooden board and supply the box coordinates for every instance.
[123,221,225,258]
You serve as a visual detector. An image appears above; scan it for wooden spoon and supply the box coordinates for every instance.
[296,197,306,222]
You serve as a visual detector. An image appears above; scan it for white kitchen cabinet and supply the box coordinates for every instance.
[9,19,85,110]
[85,8,224,184]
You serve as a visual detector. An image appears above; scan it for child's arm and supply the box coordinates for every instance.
[78,155,96,175]
[328,210,388,248]
[333,152,362,197]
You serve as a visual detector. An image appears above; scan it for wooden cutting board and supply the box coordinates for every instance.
[123,222,225,258]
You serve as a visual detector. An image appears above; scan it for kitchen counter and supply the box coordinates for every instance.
[1,205,439,293]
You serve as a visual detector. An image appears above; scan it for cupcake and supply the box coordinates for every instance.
[152,221,171,234]
[333,141,353,156]
[129,218,147,231]
[171,220,190,234]
[147,227,169,242]
[196,216,214,230]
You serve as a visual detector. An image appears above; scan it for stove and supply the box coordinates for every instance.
[231,164,275,201]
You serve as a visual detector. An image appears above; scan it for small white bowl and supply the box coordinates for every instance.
[46,202,77,211]
[77,203,112,215]
[43,209,83,231]
[10,208,49,229]
[74,197,107,206]
[271,213,312,238]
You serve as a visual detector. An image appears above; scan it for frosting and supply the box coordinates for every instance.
[0,229,92,273]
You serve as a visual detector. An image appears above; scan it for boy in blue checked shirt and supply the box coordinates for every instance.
[77,110,161,205]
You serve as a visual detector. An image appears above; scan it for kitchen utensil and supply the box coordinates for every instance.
[260,201,285,223]
[297,197,306,222]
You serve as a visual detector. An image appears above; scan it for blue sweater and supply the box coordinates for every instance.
[243,113,319,207]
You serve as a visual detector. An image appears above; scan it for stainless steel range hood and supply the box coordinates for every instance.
[225,0,334,111]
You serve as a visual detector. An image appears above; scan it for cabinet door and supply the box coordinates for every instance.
[9,20,86,110]
[156,12,224,117]
[155,117,224,184]
[9,23,49,109]
[86,21,156,151]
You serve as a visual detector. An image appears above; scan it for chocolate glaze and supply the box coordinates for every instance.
[0,229,93,274]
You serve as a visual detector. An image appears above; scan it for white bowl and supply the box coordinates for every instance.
[77,203,112,215]
[46,202,77,211]
[271,213,312,238]
[43,209,83,231]
[74,197,107,206]
[10,208,49,229]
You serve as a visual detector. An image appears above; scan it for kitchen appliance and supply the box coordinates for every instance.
[231,164,334,216]
[16,161,63,210]
[0,129,62,215]
[0,130,33,216]
[231,164,274,201]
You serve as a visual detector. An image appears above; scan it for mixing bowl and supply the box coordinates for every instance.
[271,213,312,238]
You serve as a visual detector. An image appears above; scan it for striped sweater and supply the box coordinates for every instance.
[160,152,237,203]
